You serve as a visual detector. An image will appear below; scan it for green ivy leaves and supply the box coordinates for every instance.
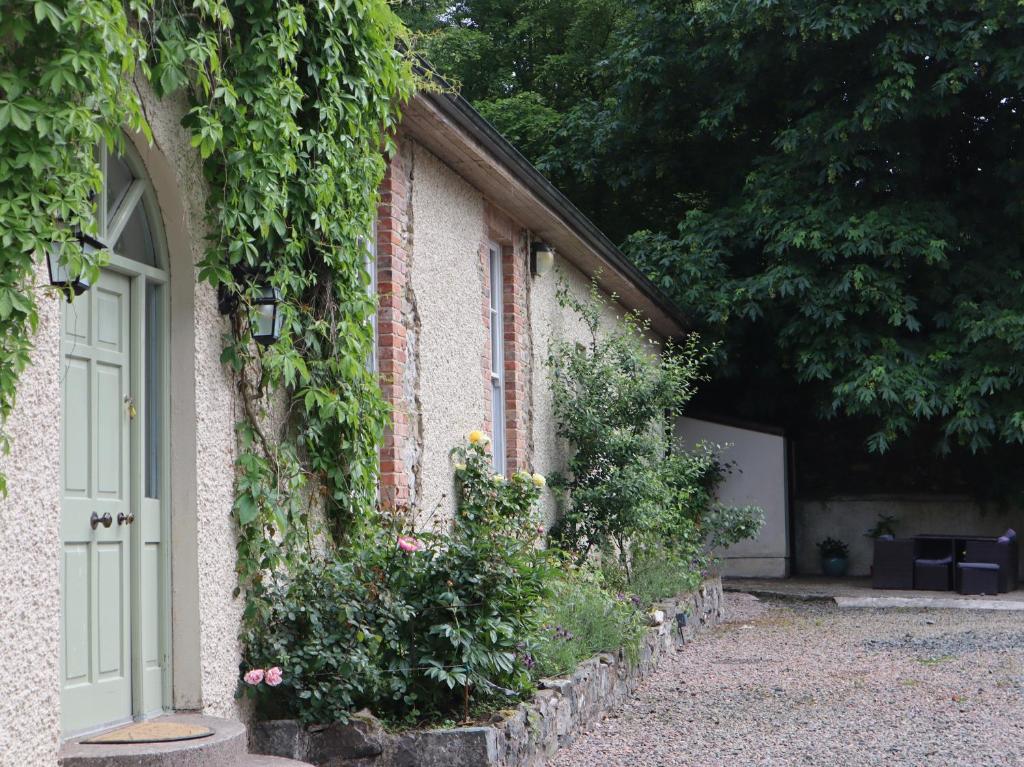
[0,0,151,496]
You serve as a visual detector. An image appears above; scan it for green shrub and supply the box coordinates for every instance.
[546,282,712,561]
[529,567,647,679]
[241,439,553,725]
[606,536,704,606]
[702,504,764,551]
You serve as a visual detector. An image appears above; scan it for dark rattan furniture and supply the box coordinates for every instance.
[958,562,1000,595]
[871,531,1019,593]
[872,538,915,589]
[962,539,1019,593]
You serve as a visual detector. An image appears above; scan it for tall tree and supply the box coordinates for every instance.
[406,0,1024,491]
[617,1,1024,461]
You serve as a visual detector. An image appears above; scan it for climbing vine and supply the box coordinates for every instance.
[0,0,414,634]
[148,0,414,629]
[0,1,152,496]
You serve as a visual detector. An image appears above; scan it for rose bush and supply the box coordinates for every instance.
[241,437,552,724]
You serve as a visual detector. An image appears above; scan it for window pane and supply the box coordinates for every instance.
[105,152,135,223]
[491,381,505,474]
[115,201,157,267]
[145,283,162,499]
[488,243,505,473]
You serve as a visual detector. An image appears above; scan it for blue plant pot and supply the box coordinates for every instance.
[821,556,849,577]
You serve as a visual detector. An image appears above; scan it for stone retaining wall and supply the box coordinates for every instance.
[251,577,724,767]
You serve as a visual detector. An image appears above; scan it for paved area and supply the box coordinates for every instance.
[551,594,1024,767]
[726,576,1024,610]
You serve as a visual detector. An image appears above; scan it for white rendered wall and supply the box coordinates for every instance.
[675,417,790,578]
[408,146,489,524]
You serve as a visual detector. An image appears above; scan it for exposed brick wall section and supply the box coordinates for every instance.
[377,148,413,508]
[502,237,530,472]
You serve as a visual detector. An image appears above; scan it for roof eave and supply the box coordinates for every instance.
[398,86,689,340]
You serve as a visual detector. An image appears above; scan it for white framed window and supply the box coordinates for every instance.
[365,233,378,374]
[488,240,506,474]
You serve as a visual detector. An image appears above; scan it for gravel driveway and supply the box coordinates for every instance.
[550,594,1024,767]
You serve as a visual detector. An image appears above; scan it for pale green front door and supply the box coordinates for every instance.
[61,270,134,734]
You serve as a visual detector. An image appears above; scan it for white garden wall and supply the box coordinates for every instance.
[675,417,790,578]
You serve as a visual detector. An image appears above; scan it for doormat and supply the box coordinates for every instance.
[82,721,214,744]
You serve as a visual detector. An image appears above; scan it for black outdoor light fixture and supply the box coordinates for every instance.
[531,241,555,277]
[47,229,102,301]
[218,273,284,346]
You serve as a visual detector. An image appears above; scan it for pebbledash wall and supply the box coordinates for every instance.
[0,79,244,765]
[375,124,672,526]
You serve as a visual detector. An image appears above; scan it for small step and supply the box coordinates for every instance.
[59,714,247,767]
[238,756,315,767]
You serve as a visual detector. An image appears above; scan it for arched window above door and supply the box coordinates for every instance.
[97,145,162,269]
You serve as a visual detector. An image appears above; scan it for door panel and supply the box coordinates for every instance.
[62,545,90,684]
[61,270,133,735]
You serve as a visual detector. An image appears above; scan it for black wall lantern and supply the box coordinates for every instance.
[47,230,102,301]
[218,274,284,346]
[251,284,283,346]
[531,241,556,277]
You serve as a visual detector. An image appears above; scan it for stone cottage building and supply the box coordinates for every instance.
[0,80,686,764]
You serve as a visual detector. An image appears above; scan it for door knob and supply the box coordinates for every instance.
[117,512,135,526]
[90,512,113,529]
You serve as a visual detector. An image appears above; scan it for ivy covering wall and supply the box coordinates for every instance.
[0,0,413,627]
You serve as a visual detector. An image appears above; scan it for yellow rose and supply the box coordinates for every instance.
[514,471,531,482]
[468,430,485,444]
[454,463,466,472]
[531,473,546,488]
[492,474,505,484]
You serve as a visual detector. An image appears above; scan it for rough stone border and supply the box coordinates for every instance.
[250,578,724,766]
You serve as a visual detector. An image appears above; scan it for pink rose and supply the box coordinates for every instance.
[397,535,423,553]
[243,668,264,685]
[265,667,283,687]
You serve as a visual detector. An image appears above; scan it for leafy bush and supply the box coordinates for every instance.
[606,536,704,606]
[241,438,552,724]
[817,537,849,559]
[701,504,765,552]
[546,283,762,592]
[529,567,647,679]
[546,283,712,560]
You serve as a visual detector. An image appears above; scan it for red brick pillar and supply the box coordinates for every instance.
[376,149,413,508]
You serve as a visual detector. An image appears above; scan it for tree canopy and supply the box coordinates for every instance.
[403,1,1024,478]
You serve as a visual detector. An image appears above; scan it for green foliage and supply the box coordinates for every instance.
[617,1,1024,459]
[147,1,413,612]
[2,0,416,707]
[400,0,1024,486]
[546,283,762,614]
[817,537,849,559]
[0,0,152,495]
[397,0,626,211]
[601,542,701,608]
[701,505,764,553]
[242,440,553,724]
[546,281,712,559]
[529,567,646,679]
[864,514,899,540]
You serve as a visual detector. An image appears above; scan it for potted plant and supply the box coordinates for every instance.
[864,514,899,540]
[817,537,850,577]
